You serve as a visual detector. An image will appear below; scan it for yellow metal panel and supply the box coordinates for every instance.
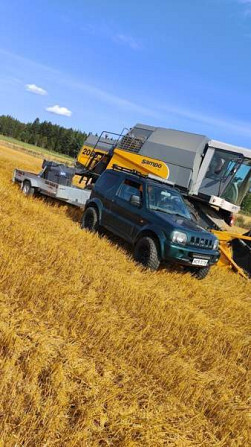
[107,149,169,179]
[212,230,251,242]
[77,144,106,167]
[211,230,251,279]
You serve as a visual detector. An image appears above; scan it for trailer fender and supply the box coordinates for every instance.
[21,177,40,189]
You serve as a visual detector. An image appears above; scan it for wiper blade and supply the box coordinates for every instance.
[171,212,188,219]
[151,208,188,219]
[151,207,170,214]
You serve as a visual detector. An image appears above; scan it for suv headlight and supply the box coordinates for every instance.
[213,239,219,250]
[171,231,187,245]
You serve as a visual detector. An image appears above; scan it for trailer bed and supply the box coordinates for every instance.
[13,168,91,207]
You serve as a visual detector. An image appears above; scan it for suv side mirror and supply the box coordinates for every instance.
[130,194,141,207]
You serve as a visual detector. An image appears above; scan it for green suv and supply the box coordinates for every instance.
[81,168,220,279]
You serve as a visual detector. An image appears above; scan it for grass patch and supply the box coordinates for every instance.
[0,134,74,162]
[235,214,251,230]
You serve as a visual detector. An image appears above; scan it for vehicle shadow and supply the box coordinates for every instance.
[96,227,183,275]
[35,194,83,223]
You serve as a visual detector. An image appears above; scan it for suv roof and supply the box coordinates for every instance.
[110,165,175,188]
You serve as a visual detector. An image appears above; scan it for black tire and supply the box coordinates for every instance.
[134,236,160,271]
[81,207,99,232]
[22,180,35,196]
[190,266,210,280]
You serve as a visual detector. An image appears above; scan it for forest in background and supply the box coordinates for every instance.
[0,115,87,158]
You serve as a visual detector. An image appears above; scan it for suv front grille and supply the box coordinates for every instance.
[190,236,213,249]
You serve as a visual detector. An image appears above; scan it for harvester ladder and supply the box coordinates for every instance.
[85,128,128,171]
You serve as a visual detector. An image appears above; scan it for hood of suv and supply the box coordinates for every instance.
[152,210,210,235]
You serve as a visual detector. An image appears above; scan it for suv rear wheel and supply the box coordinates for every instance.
[81,207,99,232]
[134,236,160,271]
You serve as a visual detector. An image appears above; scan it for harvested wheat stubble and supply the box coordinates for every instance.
[0,144,250,446]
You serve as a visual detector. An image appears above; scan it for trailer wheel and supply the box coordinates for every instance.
[190,266,210,280]
[81,207,99,232]
[22,180,35,196]
[134,236,160,271]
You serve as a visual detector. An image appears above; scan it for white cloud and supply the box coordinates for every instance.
[46,104,72,117]
[25,83,47,95]
[115,34,142,50]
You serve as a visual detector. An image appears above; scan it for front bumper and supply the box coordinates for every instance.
[163,242,220,267]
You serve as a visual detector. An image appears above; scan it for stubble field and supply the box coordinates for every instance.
[0,143,250,446]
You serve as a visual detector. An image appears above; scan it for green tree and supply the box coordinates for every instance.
[0,114,88,157]
[241,192,251,214]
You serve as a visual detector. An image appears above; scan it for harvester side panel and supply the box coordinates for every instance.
[107,149,169,179]
[135,126,209,191]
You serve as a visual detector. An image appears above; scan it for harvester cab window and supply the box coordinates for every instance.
[222,161,251,205]
[117,179,142,202]
[205,150,240,180]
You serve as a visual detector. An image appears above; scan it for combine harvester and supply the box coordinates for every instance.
[14,123,251,278]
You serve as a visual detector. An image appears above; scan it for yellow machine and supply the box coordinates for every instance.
[211,231,251,278]
[76,126,251,278]
[78,147,170,179]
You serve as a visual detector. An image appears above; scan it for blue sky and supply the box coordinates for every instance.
[0,0,251,147]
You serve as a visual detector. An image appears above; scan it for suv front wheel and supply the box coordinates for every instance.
[134,236,160,271]
[81,207,99,232]
[189,266,210,280]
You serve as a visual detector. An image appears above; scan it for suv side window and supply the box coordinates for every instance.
[95,172,121,194]
[117,179,142,202]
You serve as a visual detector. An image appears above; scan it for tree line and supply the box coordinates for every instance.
[0,115,88,157]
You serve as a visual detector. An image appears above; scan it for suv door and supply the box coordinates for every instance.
[92,171,121,227]
[108,178,146,242]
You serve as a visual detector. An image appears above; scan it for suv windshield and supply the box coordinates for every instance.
[147,184,191,219]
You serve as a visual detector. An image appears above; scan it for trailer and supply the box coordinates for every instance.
[13,161,91,207]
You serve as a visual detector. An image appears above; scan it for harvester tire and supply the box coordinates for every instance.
[191,266,210,280]
[134,236,160,271]
[81,207,99,232]
[22,180,35,197]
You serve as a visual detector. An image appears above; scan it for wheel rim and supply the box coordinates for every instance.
[23,183,29,194]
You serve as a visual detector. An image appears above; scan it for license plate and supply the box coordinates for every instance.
[192,258,208,266]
